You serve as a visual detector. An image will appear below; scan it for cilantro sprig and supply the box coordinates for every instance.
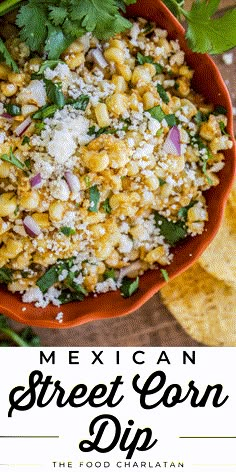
[162,0,236,54]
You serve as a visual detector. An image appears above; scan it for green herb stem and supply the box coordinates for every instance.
[0,327,29,347]
[0,0,23,16]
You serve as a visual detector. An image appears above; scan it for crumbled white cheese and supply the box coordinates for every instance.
[49,179,70,201]
[0,131,6,144]
[95,278,117,293]
[48,129,77,163]
[222,53,233,65]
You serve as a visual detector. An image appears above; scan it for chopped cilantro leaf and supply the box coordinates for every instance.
[36,266,58,294]
[5,104,21,116]
[44,78,65,109]
[120,276,139,298]
[147,106,176,125]
[102,197,112,214]
[35,59,65,76]
[0,314,40,347]
[194,111,209,124]
[219,121,228,135]
[154,212,187,246]
[158,178,166,186]
[0,268,12,284]
[213,105,227,115]
[67,95,89,111]
[60,226,76,236]
[156,83,169,104]
[136,52,163,74]
[24,158,31,169]
[88,125,116,137]
[88,185,100,212]
[104,268,116,280]
[178,200,197,221]
[1,147,26,171]
[0,38,19,72]
[21,136,30,146]
[32,104,58,120]
[59,290,85,304]
[160,269,169,282]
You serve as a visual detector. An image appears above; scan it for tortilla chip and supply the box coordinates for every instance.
[160,263,236,346]
[199,202,236,287]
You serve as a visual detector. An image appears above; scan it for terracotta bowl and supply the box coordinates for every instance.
[0,0,235,328]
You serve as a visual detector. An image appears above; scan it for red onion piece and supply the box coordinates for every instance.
[89,48,108,69]
[118,260,143,284]
[15,117,32,137]
[64,171,80,193]
[162,125,181,156]
[0,113,13,120]
[30,173,42,188]
[23,215,41,238]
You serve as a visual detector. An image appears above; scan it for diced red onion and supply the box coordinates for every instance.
[30,173,42,188]
[23,215,41,238]
[118,260,143,284]
[89,48,108,69]
[162,125,181,156]
[15,117,32,137]
[0,113,13,120]
[64,171,80,193]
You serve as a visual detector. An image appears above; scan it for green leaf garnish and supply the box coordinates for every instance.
[178,200,198,221]
[67,95,90,111]
[0,268,13,284]
[102,197,112,214]
[88,185,100,212]
[36,265,59,294]
[44,78,65,109]
[194,111,209,124]
[160,269,169,282]
[5,104,21,116]
[1,147,26,171]
[21,136,30,146]
[60,226,76,236]
[32,104,58,120]
[35,59,65,76]
[154,212,187,246]
[136,52,164,74]
[0,38,19,72]
[213,105,227,115]
[104,268,116,280]
[147,106,176,126]
[156,83,169,104]
[88,125,117,137]
[120,276,139,298]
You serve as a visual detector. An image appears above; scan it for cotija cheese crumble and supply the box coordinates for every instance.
[0,18,233,307]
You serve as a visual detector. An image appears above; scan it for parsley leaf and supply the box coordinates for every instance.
[154,212,187,246]
[184,0,236,54]
[0,38,19,72]
[156,83,169,104]
[1,147,26,171]
[120,276,139,298]
[88,185,100,212]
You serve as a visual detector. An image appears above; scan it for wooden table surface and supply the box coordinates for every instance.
[4,0,236,347]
